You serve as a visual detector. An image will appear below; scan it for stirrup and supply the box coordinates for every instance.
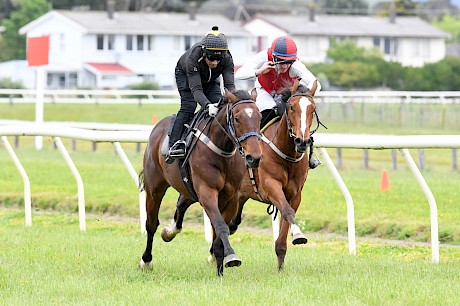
[169,140,186,158]
[309,152,321,169]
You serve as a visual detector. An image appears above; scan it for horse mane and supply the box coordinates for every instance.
[280,83,309,103]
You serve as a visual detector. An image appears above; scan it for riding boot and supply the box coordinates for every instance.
[166,116,187,163]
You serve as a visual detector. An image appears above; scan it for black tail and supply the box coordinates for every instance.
[138,169,145,192]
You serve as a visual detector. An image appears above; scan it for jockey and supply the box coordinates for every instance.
[235,36,322,169]
[167,26,236,163]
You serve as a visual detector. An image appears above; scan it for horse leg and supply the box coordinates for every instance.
[139,184,167,269]
[211,236,225,276]
[275,217,290,271]
[267,184,307,245]
[161,194,196,242]
[229,196,247,235]
[288,194,307,245]
[202,193,241,271]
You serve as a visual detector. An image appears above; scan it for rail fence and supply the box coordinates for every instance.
[2,122,460,263]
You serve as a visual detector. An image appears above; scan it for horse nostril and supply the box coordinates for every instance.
[294,137,302,145]
[245,155,261,168]
[306,138,312,146]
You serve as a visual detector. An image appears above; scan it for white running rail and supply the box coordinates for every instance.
[2,124,460,263]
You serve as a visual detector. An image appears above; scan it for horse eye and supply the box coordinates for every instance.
[290,105,294,111]
[234,117,240,123]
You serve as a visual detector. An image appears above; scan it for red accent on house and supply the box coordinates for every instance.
[86,63,132,74]
[27,36,49,66]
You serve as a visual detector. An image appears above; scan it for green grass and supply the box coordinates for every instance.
[1,209,459,305]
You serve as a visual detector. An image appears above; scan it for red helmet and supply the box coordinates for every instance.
[271,36,297,60]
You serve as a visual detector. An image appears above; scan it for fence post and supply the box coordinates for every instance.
[363,149,369,169]
[453,148,458,171]
[336,148,342,169]
[391,149,397,170]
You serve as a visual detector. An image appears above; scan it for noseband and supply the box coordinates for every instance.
[227,100,262,156]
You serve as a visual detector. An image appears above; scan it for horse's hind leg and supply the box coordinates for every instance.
[139,185,166,269]
[161,194,196,242]
[229,197,247,235]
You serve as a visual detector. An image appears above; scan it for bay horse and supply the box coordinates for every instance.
[138,89,262,276]
[161,79,321,271]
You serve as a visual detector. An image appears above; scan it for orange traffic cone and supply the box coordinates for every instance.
[379,169,390,192]
[152,114,158,124]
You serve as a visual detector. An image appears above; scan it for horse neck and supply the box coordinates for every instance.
[273,114,298,154]
[209,111,234,151]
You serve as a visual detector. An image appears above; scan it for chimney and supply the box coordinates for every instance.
[389,0,396,24]
[189,1,197,21]
[308,2,316,22]
[107,0,115,20]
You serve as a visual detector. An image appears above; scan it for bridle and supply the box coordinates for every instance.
[193,99,262,158]
[285,92,325,139]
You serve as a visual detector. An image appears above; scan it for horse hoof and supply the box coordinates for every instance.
[207,254,216,264]
[224,254,242,268]
[161,227,175,242]
[138,259,153,270]
[292,233,308,245]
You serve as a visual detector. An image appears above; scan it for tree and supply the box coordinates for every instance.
[319,0,368,15]
[0,0,49,61]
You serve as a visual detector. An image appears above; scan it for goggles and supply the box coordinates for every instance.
[206,53,224,61]
[204,49,226,61]
[273,56,295,65]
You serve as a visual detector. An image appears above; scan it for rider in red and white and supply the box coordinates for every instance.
[235,36,322,169]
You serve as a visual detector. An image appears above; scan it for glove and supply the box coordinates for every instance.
[207,103,219,117]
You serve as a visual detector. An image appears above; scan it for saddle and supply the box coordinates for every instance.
[160,108,213,202]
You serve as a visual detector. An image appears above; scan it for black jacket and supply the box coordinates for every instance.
[176,42,236,107]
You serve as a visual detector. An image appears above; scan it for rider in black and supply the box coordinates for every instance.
[166,26,236,163]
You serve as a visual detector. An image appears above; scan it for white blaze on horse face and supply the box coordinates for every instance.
[299,96,312,138]
[244,107,254,118]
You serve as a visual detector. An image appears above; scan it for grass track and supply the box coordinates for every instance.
[1,208,459,305]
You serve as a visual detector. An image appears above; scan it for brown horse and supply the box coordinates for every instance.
[230,79,320,271]
[138,89,262,276]
[161,79,320,271]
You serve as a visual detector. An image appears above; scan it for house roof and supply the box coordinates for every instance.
[85,63,133,75]
[21,10,250,37]
[250,14,450,39]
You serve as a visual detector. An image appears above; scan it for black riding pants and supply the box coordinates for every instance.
[169,67,222,146]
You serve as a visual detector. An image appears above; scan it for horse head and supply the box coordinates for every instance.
[280,78,317,154]
[220,88,262,168]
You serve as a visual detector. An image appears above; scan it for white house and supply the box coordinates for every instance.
[17,10,251,89]
[243,13,450,67]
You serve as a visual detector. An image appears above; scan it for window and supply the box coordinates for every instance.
[97,34,104,50]
[384,38,397,55]
[148,35,153,51]
[127,35,133,50]
[97,34,115,51]
[373,37,380,47]
[137,35,144,50]
[108,34,115,50]
[185,36,192,50]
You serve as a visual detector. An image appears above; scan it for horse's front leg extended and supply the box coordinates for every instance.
[200,188,242,270]
[265,182,307,247]
[161,194,196,242]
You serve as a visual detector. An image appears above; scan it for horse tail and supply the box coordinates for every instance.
[138,169,145,192]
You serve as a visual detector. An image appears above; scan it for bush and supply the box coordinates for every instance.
[127,81,160,90]
[0,77,25,89]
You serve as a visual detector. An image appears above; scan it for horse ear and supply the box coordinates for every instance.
[309,80,319,96]
[250,88,257,101]
[224,88,237,104]
[290,78,300,95]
